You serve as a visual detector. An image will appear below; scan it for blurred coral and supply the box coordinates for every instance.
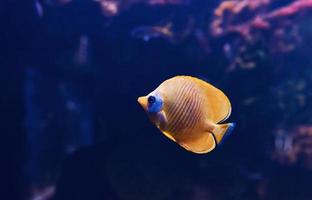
[211,0,271,37]
[211,0,312,39]
[95,0,120,16]
[94,0,188,16]
[272,125,312,169]
[45,0,312,71]
[210,0,312,70]
[267,0,312,18]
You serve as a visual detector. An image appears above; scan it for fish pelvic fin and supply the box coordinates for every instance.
[161,130,176,142]
[212,123,235,145]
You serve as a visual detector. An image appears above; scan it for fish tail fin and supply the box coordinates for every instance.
[212,123,235,145]
[161,23,173,37]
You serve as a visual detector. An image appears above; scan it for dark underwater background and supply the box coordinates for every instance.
[2,0,312,200]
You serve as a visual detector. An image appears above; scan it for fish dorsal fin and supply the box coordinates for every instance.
[176,76,232,123]
[177,132,217,154]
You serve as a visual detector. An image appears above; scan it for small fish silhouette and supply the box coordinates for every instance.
[131,23,174,42]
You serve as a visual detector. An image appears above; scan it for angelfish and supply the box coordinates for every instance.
[137,76,235,154]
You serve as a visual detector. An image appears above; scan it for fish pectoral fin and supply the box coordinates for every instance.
[178,132,217,154]
[153,110,167,129]
[158,110,168,126]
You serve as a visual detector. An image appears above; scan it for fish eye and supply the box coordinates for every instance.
[148,96,156,105]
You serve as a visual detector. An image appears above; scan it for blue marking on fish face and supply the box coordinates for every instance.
[147,94,163,113]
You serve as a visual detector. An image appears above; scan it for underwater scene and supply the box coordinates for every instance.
[2,0,312,200]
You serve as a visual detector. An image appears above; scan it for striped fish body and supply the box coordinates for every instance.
[158,77,209,139]
[139,76,234,154]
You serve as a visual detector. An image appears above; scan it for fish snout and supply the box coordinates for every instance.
[137,96,148,111]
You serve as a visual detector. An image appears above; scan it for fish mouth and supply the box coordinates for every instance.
[137,96,148,110]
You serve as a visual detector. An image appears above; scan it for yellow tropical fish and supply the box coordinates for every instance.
[137,75,235,154]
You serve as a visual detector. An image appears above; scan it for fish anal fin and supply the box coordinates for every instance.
[177,132,217,154]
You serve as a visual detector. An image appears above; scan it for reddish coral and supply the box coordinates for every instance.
[212,0,312,38]
[267,0,312,19]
